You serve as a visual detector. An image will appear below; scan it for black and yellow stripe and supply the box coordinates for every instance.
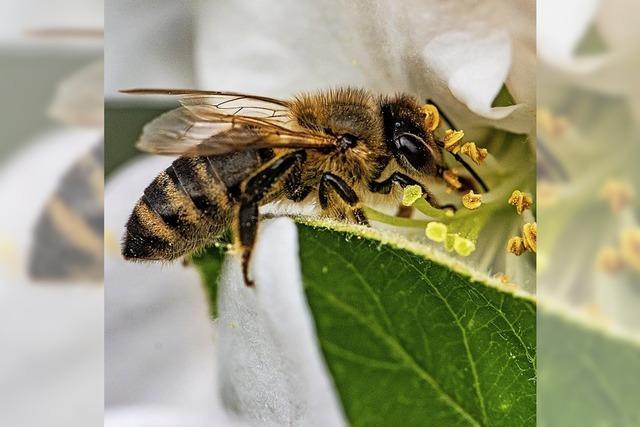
[122,151,263,261]
[29,141,104,282]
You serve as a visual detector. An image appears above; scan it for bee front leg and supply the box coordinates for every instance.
[236,150,306,287]
[369,172,456,211]
[318,172,369,226]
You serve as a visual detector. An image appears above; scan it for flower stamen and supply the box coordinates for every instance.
[425,222,448,242]
[507,236,526,256]
[462,190,482,210]
[508,190,533,215]
[402,184,423,206]
[443,129,465,153]
[507,222,537,255]
[460,142,488,165]
[442,169,462,191]
[422,104,440,131]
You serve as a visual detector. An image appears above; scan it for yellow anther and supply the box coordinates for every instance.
[453,235,476,256]
[522,222,537,253]
[508,190,534,215]
[442,169,462,191]
[599,179,634,213]
[507,236,526,256]
[443,129,465,153]
[621,228,640,271]
[596,246,624,273]
[402,185,423,206]
[422,104,440,131]
[425,222,448,242]
[462,190,482,210]
[460,142,488,165]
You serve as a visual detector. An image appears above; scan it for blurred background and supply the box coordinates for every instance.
[537,0,640,425]
[0,0,103,426]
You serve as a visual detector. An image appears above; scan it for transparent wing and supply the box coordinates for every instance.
[136,106,333,156]
[121,88,291,122]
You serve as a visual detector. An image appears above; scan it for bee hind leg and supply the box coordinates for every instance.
[236,150,306,287]
[318,172,369,226]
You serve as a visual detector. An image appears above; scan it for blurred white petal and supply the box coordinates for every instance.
[423,30,517,120]
[105,156,219,417]
[105,404,247,427]
[218,218,346,427]
[537,0,599,68]
[0,130,102,426]
[194,0,535,133]
[105,2,195,99]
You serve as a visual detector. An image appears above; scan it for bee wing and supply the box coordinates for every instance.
[49,60,104,127]
[136,106,334,156]
[121,88,291,123]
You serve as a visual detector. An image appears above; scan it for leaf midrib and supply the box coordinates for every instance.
[308,238,483,427]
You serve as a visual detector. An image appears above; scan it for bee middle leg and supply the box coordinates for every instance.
[237,150,306,286]
[318,172,369,226]
[369,172,456,211]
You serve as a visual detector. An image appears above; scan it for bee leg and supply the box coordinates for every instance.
[284,155,313,202]
[318,172,369,226]
[236,150,306,287]
[369,172,456,211]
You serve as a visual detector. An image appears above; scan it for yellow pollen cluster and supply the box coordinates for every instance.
[507,237,526,256]
[508,190,533,215]
[507,222,537,255]
[460,142,488,165]
[453,235,476,256]
[421,104,440,131]
[442,169,462,191]
[523,223,537,252]
[425,222,447,242]
[402,185,423,206]
[442,129,489,166]
[462,190,482,210]
[443,129,465,153]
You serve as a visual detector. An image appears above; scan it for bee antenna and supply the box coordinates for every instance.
[436,140,490,192]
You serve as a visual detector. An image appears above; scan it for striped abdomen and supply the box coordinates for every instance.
[122,150,264,260]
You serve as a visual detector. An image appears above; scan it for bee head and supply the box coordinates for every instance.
[380,95,441,175]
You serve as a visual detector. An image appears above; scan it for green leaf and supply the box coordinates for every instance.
[491,85,515,108]
[191,244,225,318]
[193,220,537,426]
[297,220,536,427]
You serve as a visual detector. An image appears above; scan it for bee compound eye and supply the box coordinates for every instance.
[395,133,429,170]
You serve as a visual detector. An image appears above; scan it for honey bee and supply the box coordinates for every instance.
[121,88,487,286]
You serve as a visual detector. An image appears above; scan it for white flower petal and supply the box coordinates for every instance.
[105,157,219,416]
[0,130,103,426]
[217,218,346,427]
[194,0,534,134]
[423,30,516,121]
[537,0,600,68]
